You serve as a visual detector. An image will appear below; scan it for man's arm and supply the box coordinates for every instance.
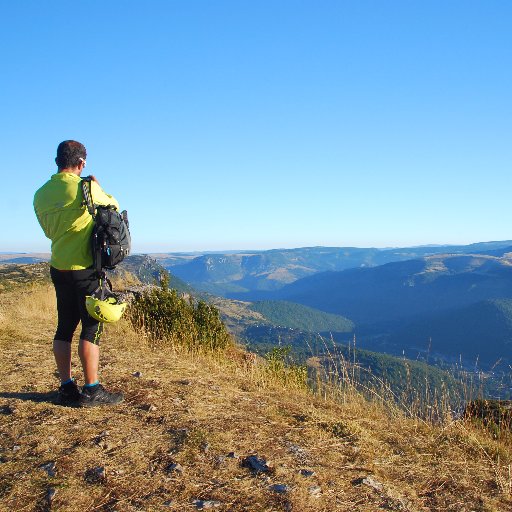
[90,180,120,210]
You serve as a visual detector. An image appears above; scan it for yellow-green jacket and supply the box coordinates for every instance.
[34,172,119,270]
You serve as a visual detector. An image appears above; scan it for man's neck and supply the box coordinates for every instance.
[58,167,81,176]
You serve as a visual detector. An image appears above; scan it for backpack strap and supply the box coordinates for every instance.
[81,176,96,218]
[81,177,103,276]
[93,237,103,276]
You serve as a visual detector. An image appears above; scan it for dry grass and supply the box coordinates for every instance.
[108,267,144,290]
[0,284,511,511]
[0,262,51,292]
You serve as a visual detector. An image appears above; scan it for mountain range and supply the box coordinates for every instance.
[270,254,512,322]
[264,253,512,369]
[150,241,512,296]
[150,244,512,373]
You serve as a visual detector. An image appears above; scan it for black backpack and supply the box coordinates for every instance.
[81,176,131,273]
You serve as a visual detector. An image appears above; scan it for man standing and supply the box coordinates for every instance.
[34,140,123,407]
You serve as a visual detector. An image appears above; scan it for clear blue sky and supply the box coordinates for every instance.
[1,1,511,252]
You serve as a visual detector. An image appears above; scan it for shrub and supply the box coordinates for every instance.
[128,273,231,352]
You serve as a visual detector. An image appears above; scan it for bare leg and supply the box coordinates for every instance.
[53,339,72,382]
[78,339,100,385]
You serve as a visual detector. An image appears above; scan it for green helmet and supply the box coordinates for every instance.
[86,280,127,323]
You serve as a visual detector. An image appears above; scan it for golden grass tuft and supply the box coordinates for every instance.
[0,282,511,511]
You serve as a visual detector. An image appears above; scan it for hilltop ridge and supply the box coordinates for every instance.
[150,241,512,296]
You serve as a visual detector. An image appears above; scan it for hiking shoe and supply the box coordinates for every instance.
[55,380,81,407]
[79,384,124,408]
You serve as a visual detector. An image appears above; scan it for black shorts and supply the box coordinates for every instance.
[50,266,103,344]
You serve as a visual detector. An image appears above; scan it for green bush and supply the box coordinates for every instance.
[128,273,231,352]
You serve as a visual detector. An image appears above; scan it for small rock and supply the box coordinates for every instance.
[132,371,143,378]
[241,455,271,474]
[308,485,322,497]
[201,441,210,453]
[46,487,57,504]
[163,500,173,507]
[270,484,290,494]
[85,466,106,483]
[214,455,226,466]
[40,461,57,477]
[362,476,383,492]
[141,404,157,412]
[193,499,221,509]
[176,427,189,437]
[0,405,16,415]
[287,443,306,456]
[179,379,191,386]
[165,462,184,474]
[285,442,310,464]
[353,475,383,492]
[12,445,21,452]
[94,431,110,446]
[299,469,315,477]
[226,451,238,459]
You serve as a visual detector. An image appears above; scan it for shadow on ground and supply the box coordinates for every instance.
[0,391,58,404]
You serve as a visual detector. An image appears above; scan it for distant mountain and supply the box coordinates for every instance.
[271,254,512,324]
[0,253,50,264]
[259,253,512,370]
[479,245,512,257]
[151,241,512,297]
[155,247,373,295]
[388,299,512,367]
[0,256,48,264]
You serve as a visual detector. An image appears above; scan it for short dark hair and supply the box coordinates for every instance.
[55,140,87,170]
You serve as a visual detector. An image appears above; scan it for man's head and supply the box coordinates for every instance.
[55,140,87,171]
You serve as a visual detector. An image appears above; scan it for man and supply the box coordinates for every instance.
[34,140,123,407]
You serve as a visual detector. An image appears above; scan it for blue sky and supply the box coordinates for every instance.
[1,1,511,252]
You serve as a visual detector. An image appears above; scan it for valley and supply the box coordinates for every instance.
[4,241,512,401]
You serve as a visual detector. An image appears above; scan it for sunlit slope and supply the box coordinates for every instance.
[0,280,511,510]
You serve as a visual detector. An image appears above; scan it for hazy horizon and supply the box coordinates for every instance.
[3,238,512,256]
